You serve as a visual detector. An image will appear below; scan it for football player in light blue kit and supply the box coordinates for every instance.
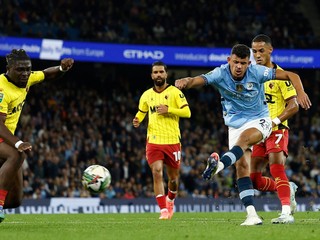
[175,44,311,226]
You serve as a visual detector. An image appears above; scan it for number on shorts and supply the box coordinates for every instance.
[275,133,283,144]
[173,151,181,162]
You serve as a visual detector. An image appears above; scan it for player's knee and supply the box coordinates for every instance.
[152,168,163,179]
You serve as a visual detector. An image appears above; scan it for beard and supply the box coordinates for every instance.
[153,77,166,87]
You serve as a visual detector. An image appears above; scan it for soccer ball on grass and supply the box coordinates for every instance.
[82,165,111,194]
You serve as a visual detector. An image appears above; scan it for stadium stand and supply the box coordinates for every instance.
[0,0,319,48]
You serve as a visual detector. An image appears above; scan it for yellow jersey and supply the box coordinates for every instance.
[264,65,297,130]
[0,71,45,134]
[137,85,189,144]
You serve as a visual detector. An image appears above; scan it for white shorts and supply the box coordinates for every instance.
[228,117,272,149]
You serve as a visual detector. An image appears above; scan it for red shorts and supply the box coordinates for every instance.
[0,138,3,143]
[252,129,289,158]
[146,142,181,169]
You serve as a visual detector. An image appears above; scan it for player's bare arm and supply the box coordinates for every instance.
[43,58,74,80]
[272,97,299,128]
[175,76,205,90]
[275,69,311,110]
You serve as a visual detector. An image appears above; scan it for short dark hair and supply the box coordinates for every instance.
[6,49,30,66]
[231,44,251,59]
[252,34,272,45]
[151,61,167,72]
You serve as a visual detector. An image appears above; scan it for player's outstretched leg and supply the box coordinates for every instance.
[202,152,220,180]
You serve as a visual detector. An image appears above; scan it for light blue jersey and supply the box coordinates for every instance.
[202,63,276,128]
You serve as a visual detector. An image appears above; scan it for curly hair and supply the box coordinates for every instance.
[6,49,30,66]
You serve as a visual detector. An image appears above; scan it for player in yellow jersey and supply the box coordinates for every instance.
[0,49,74,222]
[133,61,191,220]
[250,35,300,224]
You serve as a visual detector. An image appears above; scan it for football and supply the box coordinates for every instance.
[82,165,111,194]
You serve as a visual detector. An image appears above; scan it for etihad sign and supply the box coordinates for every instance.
[123,49,164,60]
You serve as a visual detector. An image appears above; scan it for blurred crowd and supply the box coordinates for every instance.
[0,0,319,200]
[1,0,319,48]
[13,62,320,201]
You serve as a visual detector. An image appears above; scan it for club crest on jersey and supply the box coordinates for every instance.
[236,84,243,92]
[269,83,274,89]
[246,83,253,90]
[0,93,3,103]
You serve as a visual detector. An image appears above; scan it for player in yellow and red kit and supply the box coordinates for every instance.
[0,49,74,222]
[133,61,191,220]
[250,34,302,224]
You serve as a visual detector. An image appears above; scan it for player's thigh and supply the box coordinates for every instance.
[0,141,22,164]
[230,118,272,149]
[266,129,288,165]
[6,166,23,194]
[164,143,181,174]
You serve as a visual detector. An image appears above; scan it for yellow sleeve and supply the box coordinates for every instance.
[135,111,147,123]
[28,71,45,86]
[135,91,148,123]
[168,105,191,118]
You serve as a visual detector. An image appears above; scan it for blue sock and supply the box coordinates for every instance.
[237,177,254,208]
[220,145,243,168]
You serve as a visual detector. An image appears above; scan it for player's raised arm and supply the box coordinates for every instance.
[175,76,206,90]
[275,69,311,110]
[43,58,74,80]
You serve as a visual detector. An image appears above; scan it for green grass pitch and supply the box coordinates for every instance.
[0,212,319,240]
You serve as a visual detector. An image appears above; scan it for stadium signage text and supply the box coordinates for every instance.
[0,37,319,68]
[123,49,164,60]
[5,197,319,215]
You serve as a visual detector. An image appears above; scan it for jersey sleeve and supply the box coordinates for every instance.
[0,90,9,115]
[253,65,276,83]
[138,91,149,113]
[175,88,189,108]
[28,71,45,86]
[201,67,222,85]
[278,80,297,100]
